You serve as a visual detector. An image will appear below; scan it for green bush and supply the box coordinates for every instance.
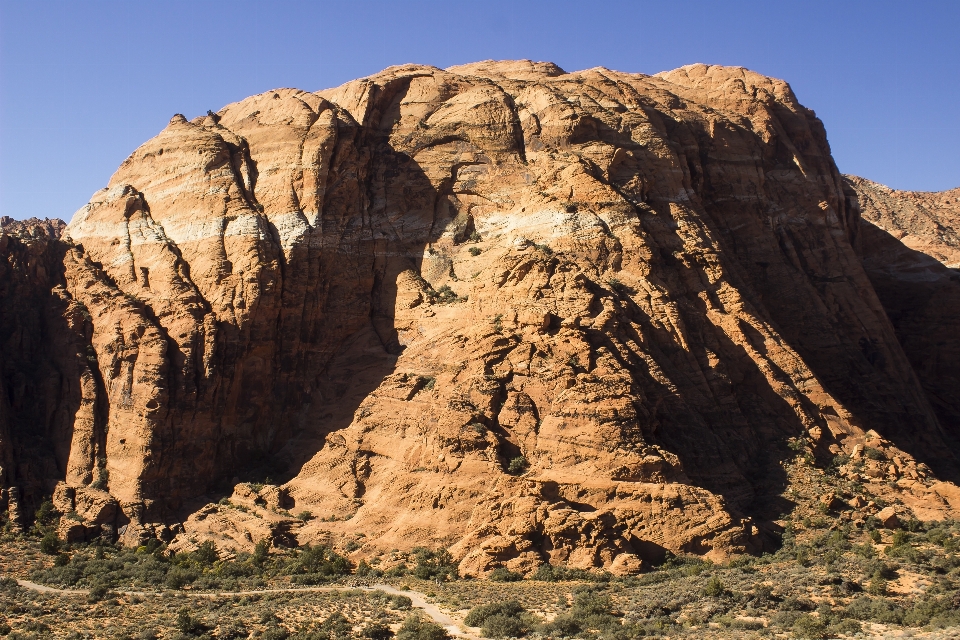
[468,247,481,257]
[261,624,289,640]
[537,614,581,637]
[867,574,886,595]
[791,614,827,639]
[175,609,204,634]
[411,548,457,581]
[529,563,601,582]
[39,532,60,555]
[361,622,394,640]
[828,619,862,635]
[284,544,352,581]
[164,566,197,589]
[390,595,413,610]
[506,457,529,475]
[396,614,449,640]
[842,597,904,624]
[488,567,523,582]
[86,583,111,603]
[464,601,525,627]
[191,540,218,565]
[481,615,526,638]
[703,575,725,597]
[33,500,59,529]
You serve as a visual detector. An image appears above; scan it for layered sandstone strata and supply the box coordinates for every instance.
[2,61,959,574]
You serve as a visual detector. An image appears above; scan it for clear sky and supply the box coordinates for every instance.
[1,0,958,221]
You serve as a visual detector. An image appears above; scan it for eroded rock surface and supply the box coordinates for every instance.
[3,61,960,574]
[845,176,960,449]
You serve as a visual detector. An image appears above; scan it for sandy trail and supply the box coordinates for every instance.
[12,578,478,637]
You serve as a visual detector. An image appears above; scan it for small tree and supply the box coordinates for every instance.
[252,538,270,567]
[704,575,725,597]
[176,608,203,634]
[507,457,529,475]
[40,531,61,555]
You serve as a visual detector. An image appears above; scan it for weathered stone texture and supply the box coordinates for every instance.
[2,61,959,572]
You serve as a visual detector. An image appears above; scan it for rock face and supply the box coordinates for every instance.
[2,61,960,572]
[845,176,960,449]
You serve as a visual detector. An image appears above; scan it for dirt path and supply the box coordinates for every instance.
[12,578,476,637]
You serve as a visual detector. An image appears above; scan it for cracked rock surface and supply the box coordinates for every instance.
[2,60,959,574]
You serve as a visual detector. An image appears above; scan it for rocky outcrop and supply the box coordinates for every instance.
[3,61,960,573]
[845,176,960,449]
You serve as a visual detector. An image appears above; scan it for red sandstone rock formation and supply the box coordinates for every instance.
[2,61,959,574]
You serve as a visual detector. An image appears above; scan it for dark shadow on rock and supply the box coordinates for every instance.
[0,226,107,519]
[858,218,960,467]
[199,78,466,501]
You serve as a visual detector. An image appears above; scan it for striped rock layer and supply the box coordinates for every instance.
[2,60,959,574]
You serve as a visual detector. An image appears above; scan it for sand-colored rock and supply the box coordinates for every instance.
[3,62,960,572]
[876,506,900,529]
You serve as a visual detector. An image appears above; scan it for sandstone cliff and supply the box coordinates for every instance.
[845,176,960,456]
[2,61,959,574]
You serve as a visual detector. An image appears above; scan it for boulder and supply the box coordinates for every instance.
[877,506,900,529]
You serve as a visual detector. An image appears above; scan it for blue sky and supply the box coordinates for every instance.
[1,0,958,221]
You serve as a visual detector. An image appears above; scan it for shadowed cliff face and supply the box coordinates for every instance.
[845,176,960,452]
[2,61,959,573]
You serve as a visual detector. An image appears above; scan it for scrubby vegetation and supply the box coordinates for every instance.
[4,473,960,638]
[27,536,360,593]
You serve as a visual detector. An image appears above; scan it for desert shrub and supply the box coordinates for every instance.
[842,596,904,624]
[770,611,801,628]
[361,622,394,640]
[261,624,289,640]
[296,612,352,640]
[867,573,887,595]
[902,595,960,627]
[396,614,449,640]
[488,567,523,582]
[530,563,603,582]
[164,566,198,589]
[572,590,614,618]
[86,583,112,603]
[466,601,533,637]
[703,575,725,597]
[864,447,885,461]
[39,532,60,555]
[506,457,528,475]
[426,285,464,305]
[533,243,553,256]
[861,558,897,580]
[191,541,218,565]
[385,564,408,578]
[411,548,458,581]
[175,609,204,634]
[481,615,526,638]
[215,622,247,640]
[285,544,352,583]
[538,614,581,636]
[828,619,862,635]
[465,601,525,627]
[469,247,481,256]
[779,596,815,612]
[33,500,59,529]
[791,614,827,639]
[389,595,413,610]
